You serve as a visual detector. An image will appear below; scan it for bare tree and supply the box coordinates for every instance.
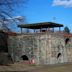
[0,0,27,32]
[0,0,27,16]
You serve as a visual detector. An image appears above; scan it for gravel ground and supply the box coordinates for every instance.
[0,62,72,72]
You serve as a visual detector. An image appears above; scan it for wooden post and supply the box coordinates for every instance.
[59,27,61,32]
[34,29,35,33]
[21,28,22,33]
[40,28,41,32]
[52,27,54,32]
[48,27,50,31]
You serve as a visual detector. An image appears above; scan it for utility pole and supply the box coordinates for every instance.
[52,17,56,32]
[52,17,56,22]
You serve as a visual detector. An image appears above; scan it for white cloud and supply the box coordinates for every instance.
[52,0,72,7]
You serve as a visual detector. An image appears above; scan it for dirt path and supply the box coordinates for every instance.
[0,63,72,72]
[29,64,72,72]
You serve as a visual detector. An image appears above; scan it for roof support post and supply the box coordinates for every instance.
[52,27,54,32]
[48,27,50,31]
[59,27,61,32]
[40,27,42,32]
[21,28,22,33]
[34,29,35,33]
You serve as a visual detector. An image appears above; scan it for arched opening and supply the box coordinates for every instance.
[65,38,70,45]
[21,55,29,61]
[57,53,61,59]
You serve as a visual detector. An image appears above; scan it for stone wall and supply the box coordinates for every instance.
[8,32,68,65]
[65,37,72,62]
[8,35,35,62]
[33,32,67,65]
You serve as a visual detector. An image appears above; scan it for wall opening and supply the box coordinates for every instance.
[21,55,29,60]
[57,53,61,59]
[65,38,70,45]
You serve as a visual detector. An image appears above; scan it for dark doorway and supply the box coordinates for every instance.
[57,53,61,59]
[65,38,70,45]
[21,55,29,60]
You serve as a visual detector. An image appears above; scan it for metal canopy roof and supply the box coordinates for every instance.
[18,22,63,29]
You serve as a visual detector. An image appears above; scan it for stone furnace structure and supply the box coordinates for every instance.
[7,22,72,65]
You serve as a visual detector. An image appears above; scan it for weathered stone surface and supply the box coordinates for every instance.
[8,32,72,65]
[0,52,13,65]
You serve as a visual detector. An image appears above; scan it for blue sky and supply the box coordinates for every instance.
[15,0,72,32]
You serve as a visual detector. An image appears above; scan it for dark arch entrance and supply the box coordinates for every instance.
[65,38,70,45]
[57,53,61,59]
[21,55,29,60]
